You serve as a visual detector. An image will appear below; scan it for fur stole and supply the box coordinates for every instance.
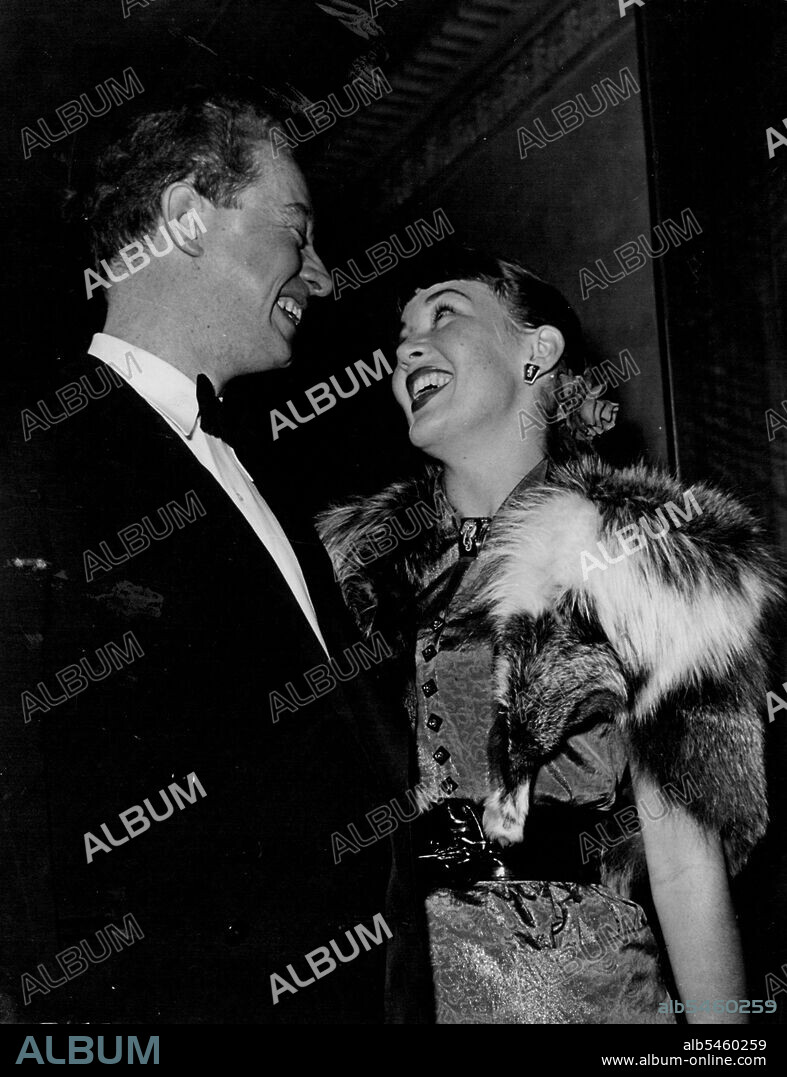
[317,456,782,876]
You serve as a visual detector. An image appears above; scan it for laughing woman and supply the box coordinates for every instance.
[317,249,780,1024]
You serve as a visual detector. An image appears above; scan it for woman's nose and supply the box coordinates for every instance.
[396,339,425,367]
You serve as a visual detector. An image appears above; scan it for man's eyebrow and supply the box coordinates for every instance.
[284,201,313,220]
[398,287,471,342]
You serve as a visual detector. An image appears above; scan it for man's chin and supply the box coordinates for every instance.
[268,348,293,370]
[252,335,293,373]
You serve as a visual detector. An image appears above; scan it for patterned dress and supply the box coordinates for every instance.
[410,464,674,1024]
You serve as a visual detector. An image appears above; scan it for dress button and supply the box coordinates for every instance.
[440,777,457,794]
[431,618,444,631]
[433,746,450,765]
[421,679,437,698]
[422,644,437,662]
[426,713,443,732]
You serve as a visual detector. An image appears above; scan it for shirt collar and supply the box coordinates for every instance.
[88,332,201,438]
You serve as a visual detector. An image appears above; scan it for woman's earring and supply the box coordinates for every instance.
[523,363,540,384]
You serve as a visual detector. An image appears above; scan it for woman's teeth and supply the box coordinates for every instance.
[410,370,452,401]
[276,297,303,326]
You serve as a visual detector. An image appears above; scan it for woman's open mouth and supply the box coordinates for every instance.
[407,367,453,414]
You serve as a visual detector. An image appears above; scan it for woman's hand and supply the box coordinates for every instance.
[634,767,749,1025]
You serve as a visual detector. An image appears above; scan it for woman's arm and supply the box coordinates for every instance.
[633,768,748,1024]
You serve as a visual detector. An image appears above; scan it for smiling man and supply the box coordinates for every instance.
[0,95,430,1025]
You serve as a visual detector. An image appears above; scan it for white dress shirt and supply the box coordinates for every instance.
[89,333,329,655]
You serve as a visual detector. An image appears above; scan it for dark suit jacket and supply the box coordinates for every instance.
[0,354,431,1024]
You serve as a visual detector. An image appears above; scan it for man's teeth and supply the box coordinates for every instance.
[276,297,303,326]
[411,370,452,400]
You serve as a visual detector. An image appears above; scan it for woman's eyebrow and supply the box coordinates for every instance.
[398,288,471,342]
[423,287,471,305]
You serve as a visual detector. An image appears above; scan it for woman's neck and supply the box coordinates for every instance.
[441,444,547,518]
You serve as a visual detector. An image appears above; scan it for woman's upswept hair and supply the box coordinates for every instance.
[393,244,591,459]
[394,244,585,375]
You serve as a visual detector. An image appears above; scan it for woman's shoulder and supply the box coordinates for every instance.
[485,456,782,874]
[547,454,765,533]
[524,454,768,539]
[488,453,781,615]
[315,466,440,559]
[315,464,447,633]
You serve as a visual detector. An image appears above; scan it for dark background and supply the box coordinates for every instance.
[1,0,785,1020]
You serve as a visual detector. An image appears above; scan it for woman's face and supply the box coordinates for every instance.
[393,279,534,455]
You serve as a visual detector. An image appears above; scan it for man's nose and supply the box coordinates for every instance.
[301,245,332,298]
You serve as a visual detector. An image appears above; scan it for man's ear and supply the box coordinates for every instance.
[160,182,210,257]
[532,325,565,372]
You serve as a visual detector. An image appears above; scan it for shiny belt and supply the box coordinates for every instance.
[414,798,608,890]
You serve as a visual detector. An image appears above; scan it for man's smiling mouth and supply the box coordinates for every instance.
[276,296,304,327]
[406,367,453,413]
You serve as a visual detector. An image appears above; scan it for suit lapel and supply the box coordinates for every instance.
[81,356,330,670]
[79,355,403,795]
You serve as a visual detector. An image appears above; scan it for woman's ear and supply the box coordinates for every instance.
[533,325,565,372]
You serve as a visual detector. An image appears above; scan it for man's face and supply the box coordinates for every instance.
[392,279,532,457]
[199,150,330,379]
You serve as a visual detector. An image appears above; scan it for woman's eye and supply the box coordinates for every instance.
[433,303,455,325]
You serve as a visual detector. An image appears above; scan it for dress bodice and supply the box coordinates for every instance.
[412,464,629,816]
[406,465,670,1025]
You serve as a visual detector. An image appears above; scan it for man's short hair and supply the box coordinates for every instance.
[80,93,282,264]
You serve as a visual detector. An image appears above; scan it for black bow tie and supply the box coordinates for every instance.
[196,374,225,439]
